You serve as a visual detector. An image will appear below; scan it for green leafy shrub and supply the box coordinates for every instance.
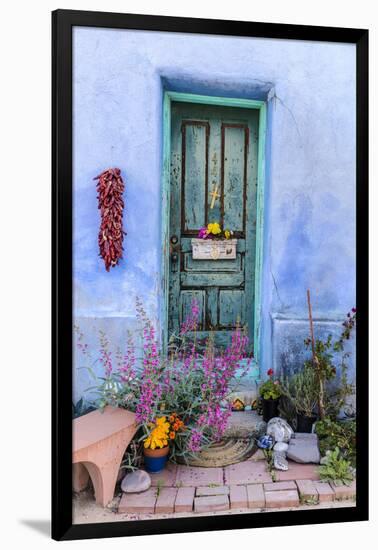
[323,363,355,420]
[259,369,282,400]
[315,417,356,467]
[303,308,356,420]
[281,364,318,417]
[318,447,355,485]
[278,394,296,424]
[259,379,282,400]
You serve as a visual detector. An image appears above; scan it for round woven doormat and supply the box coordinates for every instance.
[177,438,257,468]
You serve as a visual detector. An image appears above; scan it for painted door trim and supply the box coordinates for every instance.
[161,91,266,369]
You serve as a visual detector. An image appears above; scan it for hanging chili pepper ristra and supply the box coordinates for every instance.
[94,168,126,271]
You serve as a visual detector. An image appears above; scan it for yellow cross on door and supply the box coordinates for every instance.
[209,184,221,209]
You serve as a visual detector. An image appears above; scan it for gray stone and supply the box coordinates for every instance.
[273,450,289,471]
[121,469,151,493]
[273,441,289,452]
[287,436,320,464]
[266,417,294,443]
[292,432,318,440]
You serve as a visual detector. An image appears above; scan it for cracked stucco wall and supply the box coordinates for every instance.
[73,27,356,400]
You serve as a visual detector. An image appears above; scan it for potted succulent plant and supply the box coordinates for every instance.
[259,369,283,422]
[143,414,184,473]
[282,365,319,432]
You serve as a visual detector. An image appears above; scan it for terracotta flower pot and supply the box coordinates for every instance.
[143,446,169,473]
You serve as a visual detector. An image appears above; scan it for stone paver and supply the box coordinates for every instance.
[264,481,297,492]
[118,487,157,514]
[331,481,356,500]
[296,479,318,502]
[194,495,229,513]
[247,483,265,508]
[174,486,195,513]
[314,481,335,502]
[230,485,248,509]
[176,465,224,487]
[149,462,178,487]
[196,485,230,497]
[155,487,178,513]
[265,489,300,508]
[275,462,320,482]
[225,459,272,485]
[117,455,352,516]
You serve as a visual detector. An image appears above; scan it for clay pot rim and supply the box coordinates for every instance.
[143,445,170,458]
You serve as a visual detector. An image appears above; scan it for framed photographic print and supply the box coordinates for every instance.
[52,9,368,541]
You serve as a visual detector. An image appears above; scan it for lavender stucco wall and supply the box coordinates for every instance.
[73,27,356,401]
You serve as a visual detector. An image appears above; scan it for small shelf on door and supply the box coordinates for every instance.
[191,238,237,260]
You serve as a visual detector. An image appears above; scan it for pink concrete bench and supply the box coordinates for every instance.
[72,406,137,506]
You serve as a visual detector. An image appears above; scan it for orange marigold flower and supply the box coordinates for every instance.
[169,431,176,439]
[169,415,175,423]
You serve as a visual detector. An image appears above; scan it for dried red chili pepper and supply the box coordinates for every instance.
[94,167,126,271]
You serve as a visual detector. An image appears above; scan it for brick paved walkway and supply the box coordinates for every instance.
[117,453,356,515]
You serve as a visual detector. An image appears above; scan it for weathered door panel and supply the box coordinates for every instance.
[168,102,259,350]
[181,121,209,231]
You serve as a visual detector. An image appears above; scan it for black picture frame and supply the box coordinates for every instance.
[52,9,369,541]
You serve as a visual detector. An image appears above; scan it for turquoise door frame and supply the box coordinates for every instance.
[161,91,267,372]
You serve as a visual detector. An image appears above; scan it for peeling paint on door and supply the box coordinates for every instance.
[168,102,259,350]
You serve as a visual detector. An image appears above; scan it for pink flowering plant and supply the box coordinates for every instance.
[75,298,252,462]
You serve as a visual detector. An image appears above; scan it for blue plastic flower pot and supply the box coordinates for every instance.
[143,447,169,473]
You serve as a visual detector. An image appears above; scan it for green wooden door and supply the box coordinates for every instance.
[168,102,259,351]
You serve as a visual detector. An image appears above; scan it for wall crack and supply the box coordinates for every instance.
[269,91,302,140]
[270,268,284,309]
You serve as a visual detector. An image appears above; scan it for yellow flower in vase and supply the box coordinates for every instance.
[224,229,231,239]
[144,416,170,449]
[207,222,221,235]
